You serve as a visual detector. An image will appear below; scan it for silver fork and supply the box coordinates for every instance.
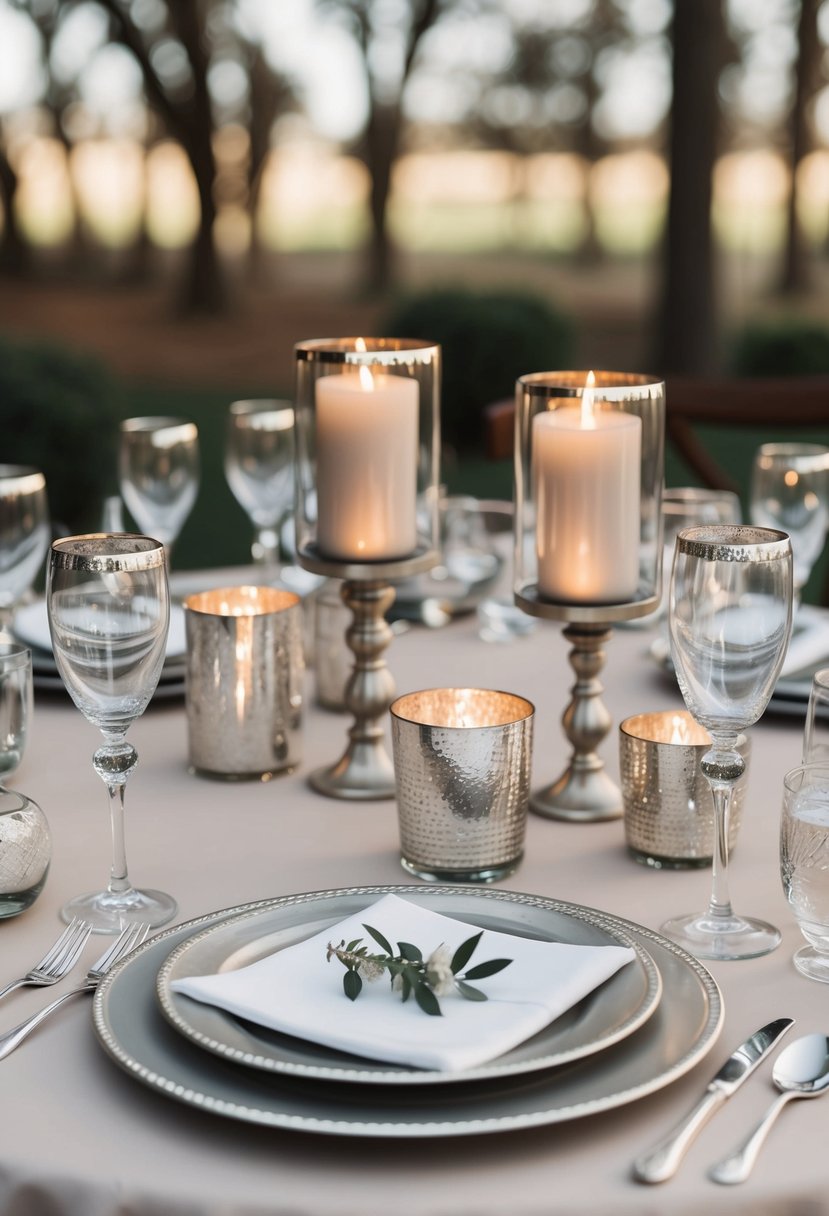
[0,922,150,1059]
[0,918,93,1002]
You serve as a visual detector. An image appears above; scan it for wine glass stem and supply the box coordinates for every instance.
[93,735,138,898]
[707,777,735,921]
[253,525,281,580]
[702,740,744,924]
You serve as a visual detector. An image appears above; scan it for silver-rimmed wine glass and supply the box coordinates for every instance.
[0,466,50,639]
[665,524,793,960]
[750,442,829,603]
[224,400,294,578]
[119,417,200,558]
[47,533,177,934]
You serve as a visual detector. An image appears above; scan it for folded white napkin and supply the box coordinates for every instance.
[170,893,636,1072]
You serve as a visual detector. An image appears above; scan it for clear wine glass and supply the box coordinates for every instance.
[0,466,50,639]
[803,668,829,764]
[750,443,829,603]
[47,533,177,934]
[647,487,742,652]
[224,400,294,579]
[665,524,793,960]
[119,417,200,558]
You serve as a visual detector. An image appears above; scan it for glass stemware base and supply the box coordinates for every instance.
[61,886,177,935]
[661,910,781,962]
[793,945,829,983]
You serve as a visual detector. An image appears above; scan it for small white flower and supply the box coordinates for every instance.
[425,943,455,996]
[360,960,383,982]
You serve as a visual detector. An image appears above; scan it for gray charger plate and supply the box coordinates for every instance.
[93,885,722,1138]
[155,889,662,1085]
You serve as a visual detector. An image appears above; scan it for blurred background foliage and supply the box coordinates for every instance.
[0,0,828,584]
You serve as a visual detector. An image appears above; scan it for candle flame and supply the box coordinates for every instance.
[355,337,367,352]
[581,370,596,429]
[359,364,375,391]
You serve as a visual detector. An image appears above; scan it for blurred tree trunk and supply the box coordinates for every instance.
[779,0,821,295]
[0,140,31,276]
[96,0,226,314]
[342,0,441,294]
[655,0,723,375]
[363,101,400,292]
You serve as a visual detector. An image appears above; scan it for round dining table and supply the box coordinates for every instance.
[0,575,823,1216]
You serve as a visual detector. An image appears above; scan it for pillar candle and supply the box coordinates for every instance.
[533,402,641,603]
[315,368,419,561]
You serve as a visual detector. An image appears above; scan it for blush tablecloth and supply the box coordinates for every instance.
[0,585,822,1216]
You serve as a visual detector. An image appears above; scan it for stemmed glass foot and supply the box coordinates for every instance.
[661,911,780,962]
[61,887,177,935]
[793,946,829,983]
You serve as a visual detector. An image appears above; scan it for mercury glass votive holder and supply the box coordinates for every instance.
[390,688,534,883]
[184,586,303,780]
[619,710,751,869]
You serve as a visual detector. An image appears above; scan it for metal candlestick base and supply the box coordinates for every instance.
[298,545,438,800]
[516,585,659,823]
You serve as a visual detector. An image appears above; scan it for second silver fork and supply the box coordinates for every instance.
[0,922,150,1060]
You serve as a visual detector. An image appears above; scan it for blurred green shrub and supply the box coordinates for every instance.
[382,288,574,453]
[0,333,121,530]
[730,317,829,376]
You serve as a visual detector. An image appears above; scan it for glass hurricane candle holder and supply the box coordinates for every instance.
[513,371,665,822]
[294,338,441,800]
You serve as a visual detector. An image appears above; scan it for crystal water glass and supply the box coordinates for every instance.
[224,399,294,578]
[803,668,829,764]
[665,524,793,960]
[47,533,176,934]
[0,466,50,639]
[750,442,829,602]
[781,762,829,982]
[119,417,200,557]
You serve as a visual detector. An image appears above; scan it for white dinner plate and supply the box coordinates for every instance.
[93,885,722,1138]
[14,598,187,661]
[155,889,662,1085]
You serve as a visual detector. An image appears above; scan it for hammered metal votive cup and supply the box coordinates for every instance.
[184,586,303,780]
[619,710,750,868]
[390,688,534,883]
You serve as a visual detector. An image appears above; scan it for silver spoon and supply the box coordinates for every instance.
[710,1033,829,1184]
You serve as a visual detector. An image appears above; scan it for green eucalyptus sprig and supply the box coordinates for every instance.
[326,924,512,1016]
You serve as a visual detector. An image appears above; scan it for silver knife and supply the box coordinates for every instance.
[633,1017,794,1184]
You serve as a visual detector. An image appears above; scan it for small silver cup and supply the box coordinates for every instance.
[184,586,303,780]
[619,710,751,868]
[390,687,534,883]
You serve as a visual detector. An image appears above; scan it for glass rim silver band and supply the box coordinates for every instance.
[294,338,439,365]
[390,687,535,729]
[0,466,46,494]
[676,524,791,562]
[50,533,166,572]
[120,417,198,439]
[518,371,664,400]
